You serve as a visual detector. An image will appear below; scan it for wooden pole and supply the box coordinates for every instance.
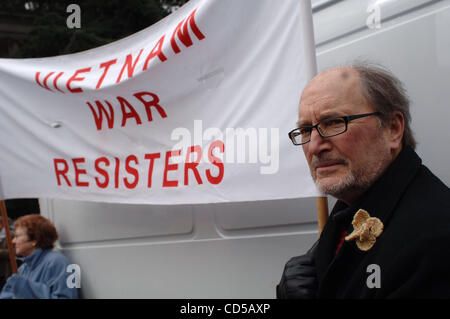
[299,0,324,236]
[316,196,329,237]
[0,200,18,274]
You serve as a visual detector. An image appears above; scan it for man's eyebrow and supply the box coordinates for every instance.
[319,112,344,121]
[296,119,310,127]
[297,111,347,127]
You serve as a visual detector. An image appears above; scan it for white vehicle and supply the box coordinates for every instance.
[40,0,450,298]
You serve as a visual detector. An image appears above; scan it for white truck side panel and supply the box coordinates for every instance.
[40,197,319,298]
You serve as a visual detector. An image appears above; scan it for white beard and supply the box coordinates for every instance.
[313,130,392,201]
[315,160,385,199]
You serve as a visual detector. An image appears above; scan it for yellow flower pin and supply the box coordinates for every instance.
[345,209,383,251]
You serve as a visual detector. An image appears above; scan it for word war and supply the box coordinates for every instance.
[86,91,166,130]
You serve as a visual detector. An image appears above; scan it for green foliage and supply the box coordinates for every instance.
[1,0,190,58]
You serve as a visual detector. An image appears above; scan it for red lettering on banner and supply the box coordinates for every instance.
[114,157,120,189]
[43,72,55,91]
[143,35,167,71]
[163,150,181,187]
[73,158,89,187]
[133,91,167,122]
[67,67,91,93]
[116,49,143,84]
[35,72,54,91]
[86,91,166,130]
[119,96,143,127]
[33,8,206,94]
[95,157,110,188]
[53,72,65,93]
[124,155,139,189]
[96,59,117,89]
[206,140,225,184]
[171,8,205,54]
[87,100,115,131]
[35,71,65,93]
[54,159,72,186]
[52,141,225,191]
[35,72,45,90]
[144,153,161,188]
[184,145,202,185]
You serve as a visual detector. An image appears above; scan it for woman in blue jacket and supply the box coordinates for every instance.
[0,214,79,299]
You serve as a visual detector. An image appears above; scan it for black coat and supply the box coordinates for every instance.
[315,146,450,298]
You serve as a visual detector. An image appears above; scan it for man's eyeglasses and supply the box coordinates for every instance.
[288,112,381,145]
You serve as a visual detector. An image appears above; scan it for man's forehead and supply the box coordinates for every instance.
[302,67,360,100]
[298,67,366,122]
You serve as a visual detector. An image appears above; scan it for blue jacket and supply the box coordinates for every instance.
[0,248,79,299]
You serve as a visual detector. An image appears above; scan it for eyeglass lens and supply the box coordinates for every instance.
[292,117,347,144]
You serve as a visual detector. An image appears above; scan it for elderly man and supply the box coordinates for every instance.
[277,63,450,298]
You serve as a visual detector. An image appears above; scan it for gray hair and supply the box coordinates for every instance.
[351,62,416,149]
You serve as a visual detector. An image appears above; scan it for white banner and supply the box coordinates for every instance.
[0,0,319,204]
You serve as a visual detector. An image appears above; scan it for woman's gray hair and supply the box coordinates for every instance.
[351,61,416,149]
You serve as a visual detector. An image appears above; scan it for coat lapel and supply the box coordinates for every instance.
[315,146,422,297]
[315,201,353,283]
[356,146,421,226]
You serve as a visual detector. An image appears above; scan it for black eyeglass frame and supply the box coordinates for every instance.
[288,112,381,145]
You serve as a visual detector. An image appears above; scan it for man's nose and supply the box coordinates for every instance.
[307,127,331,156]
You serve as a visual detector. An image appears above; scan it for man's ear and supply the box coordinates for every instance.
[388,111,405,149]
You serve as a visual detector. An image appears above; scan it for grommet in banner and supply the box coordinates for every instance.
[49,121,62,128]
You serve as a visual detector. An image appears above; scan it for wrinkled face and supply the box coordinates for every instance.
[12,226,36,257]
[298,68,393,204]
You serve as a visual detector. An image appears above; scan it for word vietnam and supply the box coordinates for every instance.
[53,141,224,190]
[34,8,205,93]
